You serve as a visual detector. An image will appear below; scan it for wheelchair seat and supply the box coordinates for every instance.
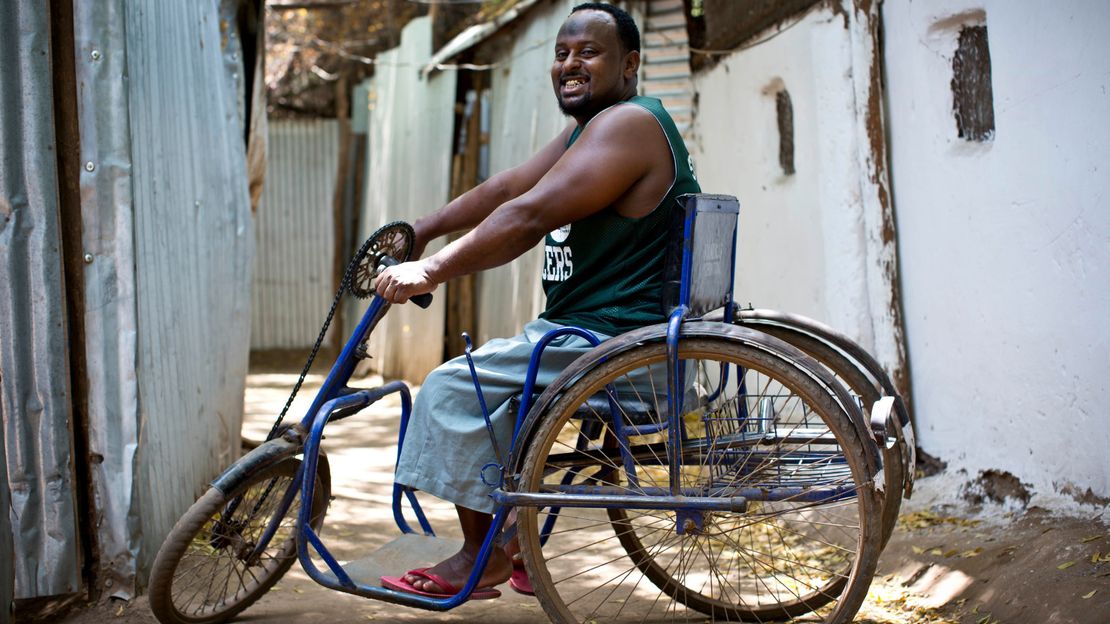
[507,193,740,434]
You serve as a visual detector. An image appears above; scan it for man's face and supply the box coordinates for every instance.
[551,10,637,119]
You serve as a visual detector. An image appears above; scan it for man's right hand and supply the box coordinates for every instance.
[376,259,436,304]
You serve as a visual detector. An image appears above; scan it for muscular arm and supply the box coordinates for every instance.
[409,123,575,256]
[378,105,671,303]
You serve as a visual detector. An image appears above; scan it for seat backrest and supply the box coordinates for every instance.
[661,193,740,317]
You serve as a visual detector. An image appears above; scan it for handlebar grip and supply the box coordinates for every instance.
[377,256,434,308]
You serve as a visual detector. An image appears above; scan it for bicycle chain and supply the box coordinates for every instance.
[264,221,414,441]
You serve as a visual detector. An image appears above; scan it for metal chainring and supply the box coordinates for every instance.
[264,221,415,441]
[348,221,415,299]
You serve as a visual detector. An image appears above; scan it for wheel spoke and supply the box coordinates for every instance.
[518,335,881,623]
[149,458,329,623]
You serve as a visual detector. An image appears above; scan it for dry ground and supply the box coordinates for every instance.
[59,353,1110,624]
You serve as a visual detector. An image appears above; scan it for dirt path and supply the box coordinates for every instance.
[62,359,1109,624]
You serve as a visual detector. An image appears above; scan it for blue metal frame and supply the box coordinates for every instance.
[214,195,875,612]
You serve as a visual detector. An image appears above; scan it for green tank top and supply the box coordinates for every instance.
[539,95,701,336]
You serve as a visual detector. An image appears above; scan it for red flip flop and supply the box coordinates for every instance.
[381,568,502,600]
[508,560,534,596]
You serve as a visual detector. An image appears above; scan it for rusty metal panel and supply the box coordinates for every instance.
[251,120,339,350]
[0,0,82,600]
[470,0,573,345]
[359,16,454,381]
[73,0,253,596]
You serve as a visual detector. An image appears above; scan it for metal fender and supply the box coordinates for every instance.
[507,321,881,486]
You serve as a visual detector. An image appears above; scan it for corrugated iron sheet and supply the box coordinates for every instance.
[0,0,83,600]
[73,0,253,595]
[357,16,456,382]
[251,120,339,350]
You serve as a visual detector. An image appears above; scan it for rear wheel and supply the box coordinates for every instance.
[518,336,882,623]
[748,323,905,548]
[149,457,329,624]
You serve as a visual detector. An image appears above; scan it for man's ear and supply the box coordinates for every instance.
[624,50,641,78]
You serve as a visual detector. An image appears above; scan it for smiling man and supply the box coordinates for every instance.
[377,2,699,599]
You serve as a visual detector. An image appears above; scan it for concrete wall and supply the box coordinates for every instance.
[689,3,905,383]
[882,0,1110,505]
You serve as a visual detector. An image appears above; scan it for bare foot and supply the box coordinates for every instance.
[403,546,512,594]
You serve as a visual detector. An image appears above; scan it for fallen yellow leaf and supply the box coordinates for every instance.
[930,548,944,556]
[1080,535,1104,544]
[912,545,925,554]
[944,549,960,558]
[1058,560,1078,570]
[1092,551,1101,564]
[1082,590,1097,599]
[961,547,984,558]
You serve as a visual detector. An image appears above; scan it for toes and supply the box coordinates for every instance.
[412,578,442,593]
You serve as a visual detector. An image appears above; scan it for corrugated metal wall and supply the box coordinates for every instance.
[127,0,254,584]
[251,120,339,350]
[358,16,455,382]
[0,0,82,602]
[73,0,253,594]
[470,0,573,345]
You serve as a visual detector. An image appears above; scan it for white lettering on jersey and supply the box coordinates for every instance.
[543,245,574,282]
[550,224,571,243]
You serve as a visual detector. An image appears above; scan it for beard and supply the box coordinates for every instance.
[557,91,595,117]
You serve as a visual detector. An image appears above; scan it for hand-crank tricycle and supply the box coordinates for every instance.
[148,194,915,623]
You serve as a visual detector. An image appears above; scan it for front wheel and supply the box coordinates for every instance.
[517,335,882,623]
[148,456,329,624]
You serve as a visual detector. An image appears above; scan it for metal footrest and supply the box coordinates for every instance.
[338,533,463,587]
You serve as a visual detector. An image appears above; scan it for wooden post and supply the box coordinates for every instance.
[331,75,351,352]
[444,72,484,359]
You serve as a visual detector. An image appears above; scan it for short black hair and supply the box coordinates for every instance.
[571,2,640,53]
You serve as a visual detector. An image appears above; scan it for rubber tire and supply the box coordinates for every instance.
[518,337,882,624]
[148,457,329,624]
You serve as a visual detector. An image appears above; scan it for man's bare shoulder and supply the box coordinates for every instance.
[569,101,671,174]
[577,101,659,139]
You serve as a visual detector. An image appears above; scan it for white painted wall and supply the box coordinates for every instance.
[690,5,889,359]
[882,0,1110,503]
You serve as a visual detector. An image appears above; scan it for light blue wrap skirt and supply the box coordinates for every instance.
[393,319,611,513]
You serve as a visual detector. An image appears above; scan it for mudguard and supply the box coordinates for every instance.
[730,308,917,498]
[212,426,332,497]
[507,321,882,488]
